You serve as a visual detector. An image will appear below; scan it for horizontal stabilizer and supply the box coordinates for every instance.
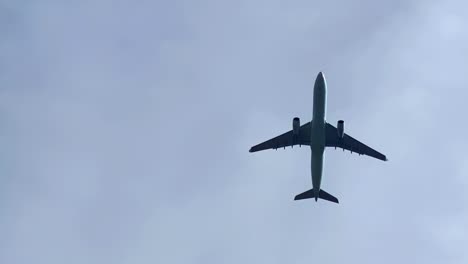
[294,189,315,200]
[294,189,339,203]
[318,189,339,203]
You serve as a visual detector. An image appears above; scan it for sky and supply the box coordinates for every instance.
[1,0,468,263]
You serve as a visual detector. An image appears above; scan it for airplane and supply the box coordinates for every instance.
[249,72,387,204]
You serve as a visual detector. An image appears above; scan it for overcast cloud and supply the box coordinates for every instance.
[1,0,468,263]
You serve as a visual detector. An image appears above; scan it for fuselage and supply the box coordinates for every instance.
[310,72,327,200]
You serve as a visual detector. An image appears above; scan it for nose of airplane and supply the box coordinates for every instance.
[317,71,324,81]
[315,71,326,87]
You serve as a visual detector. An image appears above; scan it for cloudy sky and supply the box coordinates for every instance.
[1,0,468,263]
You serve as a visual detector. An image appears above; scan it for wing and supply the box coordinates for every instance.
[325,123,387,161]
[249,122,311,152]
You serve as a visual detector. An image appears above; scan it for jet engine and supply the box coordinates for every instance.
[337,120,344,138]
[293,117,300,135]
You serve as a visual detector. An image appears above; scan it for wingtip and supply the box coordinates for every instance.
[249,148,254,153]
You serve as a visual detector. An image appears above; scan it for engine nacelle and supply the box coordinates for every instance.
[337,120,344,138]
[293,117,300,135]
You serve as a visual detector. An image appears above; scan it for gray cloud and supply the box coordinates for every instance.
[1,0,468,263]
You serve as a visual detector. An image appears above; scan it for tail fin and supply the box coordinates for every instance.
[294,189,339,204]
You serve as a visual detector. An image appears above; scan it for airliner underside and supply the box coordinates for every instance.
[249,72,387,204]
